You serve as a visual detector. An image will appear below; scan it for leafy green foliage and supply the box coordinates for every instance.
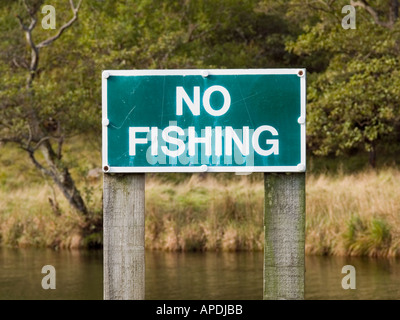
[278,0,400,163]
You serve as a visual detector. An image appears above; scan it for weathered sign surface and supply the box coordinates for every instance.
[102,69,306,173]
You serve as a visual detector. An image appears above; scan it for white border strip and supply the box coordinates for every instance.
[106,166,303,173]
[103,69,300,76]
[102,71,108,171]
[300,69,306,171]
[102,69,306,173]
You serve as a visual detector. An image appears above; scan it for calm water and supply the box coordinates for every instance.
[0,248,399,300]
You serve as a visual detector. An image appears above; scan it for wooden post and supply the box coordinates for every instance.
[263,173,305,300]
[103,173,145,300]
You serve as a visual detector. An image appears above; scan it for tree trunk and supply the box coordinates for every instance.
[390,0,399,23]
[55,166,88,215]
[15,1,87,216]
[369,143,377,169]
[35,141,88,215]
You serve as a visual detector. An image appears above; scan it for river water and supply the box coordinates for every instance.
[0,248,399,300]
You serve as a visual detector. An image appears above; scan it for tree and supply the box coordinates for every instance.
[1,0,303,214]
[263,0,400,167]
[0,0,88,214]
[80,0,299,70]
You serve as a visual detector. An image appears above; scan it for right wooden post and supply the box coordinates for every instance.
[263,172,306,300]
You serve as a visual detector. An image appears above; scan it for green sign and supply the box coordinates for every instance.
[102,69,306,173]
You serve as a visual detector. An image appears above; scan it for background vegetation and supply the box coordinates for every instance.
[1,0,399,256]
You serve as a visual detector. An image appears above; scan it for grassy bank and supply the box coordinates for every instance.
[306,169,400,257]
[1,144,400,256]
[145,174,264,251]
[147,169,400,256]
[0,143,103,249]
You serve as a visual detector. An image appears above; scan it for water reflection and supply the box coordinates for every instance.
[305,255,400,300]
[0,248,400,300]
[0,248,103,300]
[145,251,263,300]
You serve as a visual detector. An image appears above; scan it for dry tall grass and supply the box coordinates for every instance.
[1,155,399,256]
[145,169,400,256]
[145,174,264,251]
[306,168,400,257]
[0,185,87,248]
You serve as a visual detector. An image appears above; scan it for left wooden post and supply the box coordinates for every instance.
[103,173,145,300]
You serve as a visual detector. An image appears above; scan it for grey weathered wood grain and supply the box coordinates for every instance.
[103,173,145,300]
[263,173,305,300]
